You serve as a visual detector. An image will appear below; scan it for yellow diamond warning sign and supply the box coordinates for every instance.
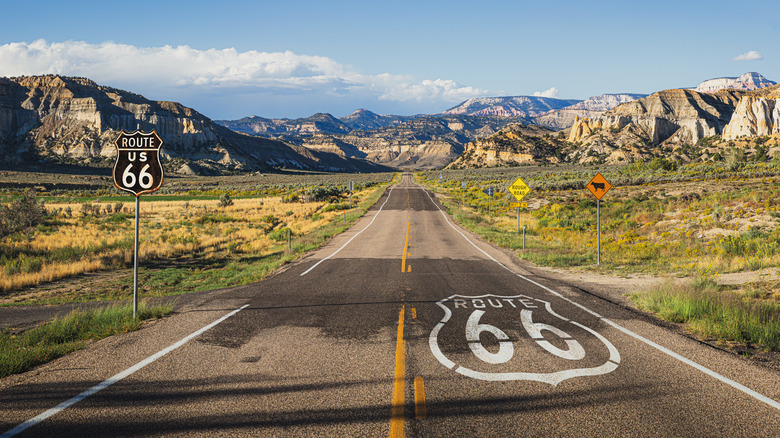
[508,177,530,201]
[586,173,612,200]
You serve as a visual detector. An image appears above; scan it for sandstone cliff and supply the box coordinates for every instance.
[447,125,570,168]
[0,75,388,173]
[722,84,780,140]
[568,88,744,146]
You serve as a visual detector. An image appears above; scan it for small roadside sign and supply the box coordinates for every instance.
[483,187,494,197]
[510,202,527,209]
[461,181,467,189]
[508,177,530,201]
[586,173,612,200]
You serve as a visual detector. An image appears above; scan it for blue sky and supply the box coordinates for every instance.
[0,0,777,119]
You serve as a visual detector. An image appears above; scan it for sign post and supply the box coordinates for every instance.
[508,176,531,245]
[482,187,494,224]
[586,173,612,266]
[461,181,466,206]
[113,129,164,320]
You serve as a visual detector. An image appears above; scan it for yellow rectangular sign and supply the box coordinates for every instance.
[510,202,528,208]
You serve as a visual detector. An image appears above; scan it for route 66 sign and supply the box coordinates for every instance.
[113,130,164,196]
[429,294,620,386]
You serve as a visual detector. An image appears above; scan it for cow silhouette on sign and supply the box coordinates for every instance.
[589,181,606,192]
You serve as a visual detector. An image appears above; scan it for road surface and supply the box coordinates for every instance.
[2,174,779,437]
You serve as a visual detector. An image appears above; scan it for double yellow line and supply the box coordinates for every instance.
[390,306,427,437]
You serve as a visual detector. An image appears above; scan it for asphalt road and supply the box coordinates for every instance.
[2,173,779,437]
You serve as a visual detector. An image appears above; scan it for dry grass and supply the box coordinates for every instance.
[0,189,376,294]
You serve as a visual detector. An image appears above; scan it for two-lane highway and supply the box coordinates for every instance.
[2,173,779,437]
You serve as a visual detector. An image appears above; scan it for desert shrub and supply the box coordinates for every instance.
[268,227,292,242]
[307,185,344,202]
[219,193,234,207]
[0,190,47,239]
[282,193,300,203]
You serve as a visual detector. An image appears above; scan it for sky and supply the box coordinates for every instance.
[0,0,778,120]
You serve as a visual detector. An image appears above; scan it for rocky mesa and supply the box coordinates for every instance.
[0,75,389,173]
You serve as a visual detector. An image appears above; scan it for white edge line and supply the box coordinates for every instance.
[1,304,250,438]
[300,184,397,276]
[421,184,780,411]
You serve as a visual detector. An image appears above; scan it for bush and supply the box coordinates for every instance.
[0,190,47,239]
[307,185,344,202]
[268,227,292,242]
[219,193,234,207]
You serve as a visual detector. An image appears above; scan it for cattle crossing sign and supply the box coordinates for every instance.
[586,172,611,266]
[586,173,611,200]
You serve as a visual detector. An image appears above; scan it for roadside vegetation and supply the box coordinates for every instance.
[0,302,173,378]
[420,159,780,352]
[0,172,397,305]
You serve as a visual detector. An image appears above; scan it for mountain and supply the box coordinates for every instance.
[339,109,416,130]
[298,114,524,169]
[443,96,581,118]
[568,88,744,147]
[694,72,776,93]
[0,75,389,174]
[564,84,780,163]
[447,124,569,168]
[533,93,647,130]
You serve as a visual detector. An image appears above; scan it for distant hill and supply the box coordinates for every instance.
[694,72,776,93]
[442,96,581,118]
[339,109,416,130]
[0,75,390,174]
[533,94,647,130]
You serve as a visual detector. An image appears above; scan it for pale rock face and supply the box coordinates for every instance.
[694,72,776,93]
[723,97,780,139]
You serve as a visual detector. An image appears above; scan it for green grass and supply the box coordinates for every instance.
[0,302,174,378]
[631,279,780,351]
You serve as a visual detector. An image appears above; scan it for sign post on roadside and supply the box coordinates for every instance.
[113,129,164,320]
[461,181,466,206]
[483,187,494,224]
[508,176,531,245]
[586,172,612,266]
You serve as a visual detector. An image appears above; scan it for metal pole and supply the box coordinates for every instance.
[597,198,601,266]
[517,208,520,233]
[133,195,140,321]
[287,228,291,251]
[488,195,491,225]
[523,226,526,250]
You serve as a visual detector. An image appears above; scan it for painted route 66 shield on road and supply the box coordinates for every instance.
[429,294,620,385]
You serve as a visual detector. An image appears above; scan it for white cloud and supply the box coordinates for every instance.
[532,87,559,98]
[0,40,488,112]
[733,50,763,61]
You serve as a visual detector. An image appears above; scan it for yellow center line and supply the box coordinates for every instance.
[401,221,411,273]
[389,305,406,438]
[414,376,427,419]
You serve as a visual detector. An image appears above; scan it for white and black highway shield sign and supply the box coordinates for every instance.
[113,130,164,196]
[429,294,620,385]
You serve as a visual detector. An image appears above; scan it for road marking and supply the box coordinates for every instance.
[414,376,427,419]
[301,184,397,276]
[402,222,411,273]
[411,308,417,319]
[1,304,250,438]
[419,186,780,411]
[389,305,406,438]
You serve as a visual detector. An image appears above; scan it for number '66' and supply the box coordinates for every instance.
[465,309,586,364]
[122,163,154,189]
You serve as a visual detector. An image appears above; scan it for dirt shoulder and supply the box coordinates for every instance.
[517,259,780,372]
